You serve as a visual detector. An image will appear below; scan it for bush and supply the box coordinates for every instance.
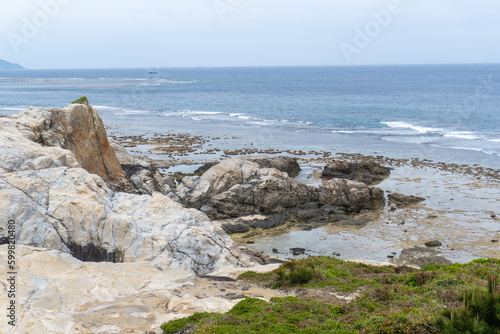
[275,261,317,287]
[437,275,500,333]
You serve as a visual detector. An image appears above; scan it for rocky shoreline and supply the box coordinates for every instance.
[1,101,498,333]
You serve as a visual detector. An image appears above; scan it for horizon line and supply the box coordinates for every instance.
[5,62,500,71]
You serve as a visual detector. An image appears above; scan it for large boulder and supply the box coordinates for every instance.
[319,178,386,212]
[13,103,124,183]
[0,112,257,274]
[322,159,391,185]
[176,158,315,219]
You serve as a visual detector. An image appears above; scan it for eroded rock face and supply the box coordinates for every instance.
[14,104,124,183]
[177,158,315,219]
[0,110,257,274]
[319,178,386,212]
[322,159,391,185]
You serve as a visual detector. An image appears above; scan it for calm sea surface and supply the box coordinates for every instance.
[1,64,499,167]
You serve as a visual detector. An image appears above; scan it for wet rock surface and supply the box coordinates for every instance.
[388,192,426,207]
[322,159,392,185]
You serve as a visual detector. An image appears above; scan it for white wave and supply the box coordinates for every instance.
[449,146,496,155]
[248,121,272,126]
[0,107,24,111]
[184,111,222,115]
[488,138,500,142]
[229,113,243,117]
[444,131,480,140]
[98,78,148,81]
[94,105,120,110]
[431,144,497,156]
[381,121,443,134]
[238,116,251,120]
[112,109,150,115]
[165,80,197,84]
[332,130,357,134]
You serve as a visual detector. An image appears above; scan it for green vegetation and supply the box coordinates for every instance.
[71,96,88,104]
[162,257,500,334]
[437,274,500,333]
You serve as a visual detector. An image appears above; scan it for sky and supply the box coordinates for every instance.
[1,0,499,69]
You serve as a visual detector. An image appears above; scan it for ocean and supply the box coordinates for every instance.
[1,64,499,168]
[2,64,500,263]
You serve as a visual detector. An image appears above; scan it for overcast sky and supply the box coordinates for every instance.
[1,0,499,69]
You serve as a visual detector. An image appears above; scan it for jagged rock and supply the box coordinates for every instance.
[14,104,124,183]
[0,110,258,274]
[388,192,425,207]
[322,159,391,185]
[319,178,386,212]
[177,158,316,219]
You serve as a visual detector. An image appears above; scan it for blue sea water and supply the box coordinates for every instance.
[1,64,499,167]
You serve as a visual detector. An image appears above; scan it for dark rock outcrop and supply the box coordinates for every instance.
[251,213,290,229]
[388,192,425,207]
[322,159,391,185]
[177,157,385,219]
[222,223,251,234]
[424,240,442,248]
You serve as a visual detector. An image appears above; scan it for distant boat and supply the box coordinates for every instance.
[148,71,158,74]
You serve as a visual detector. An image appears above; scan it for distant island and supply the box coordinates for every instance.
[0,59,24,70]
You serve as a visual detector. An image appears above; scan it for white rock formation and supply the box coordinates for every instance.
[0,245,251,334]
[0,107,257,274]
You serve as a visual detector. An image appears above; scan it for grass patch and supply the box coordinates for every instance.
[162,257,500,333]
[71,96,88,104]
